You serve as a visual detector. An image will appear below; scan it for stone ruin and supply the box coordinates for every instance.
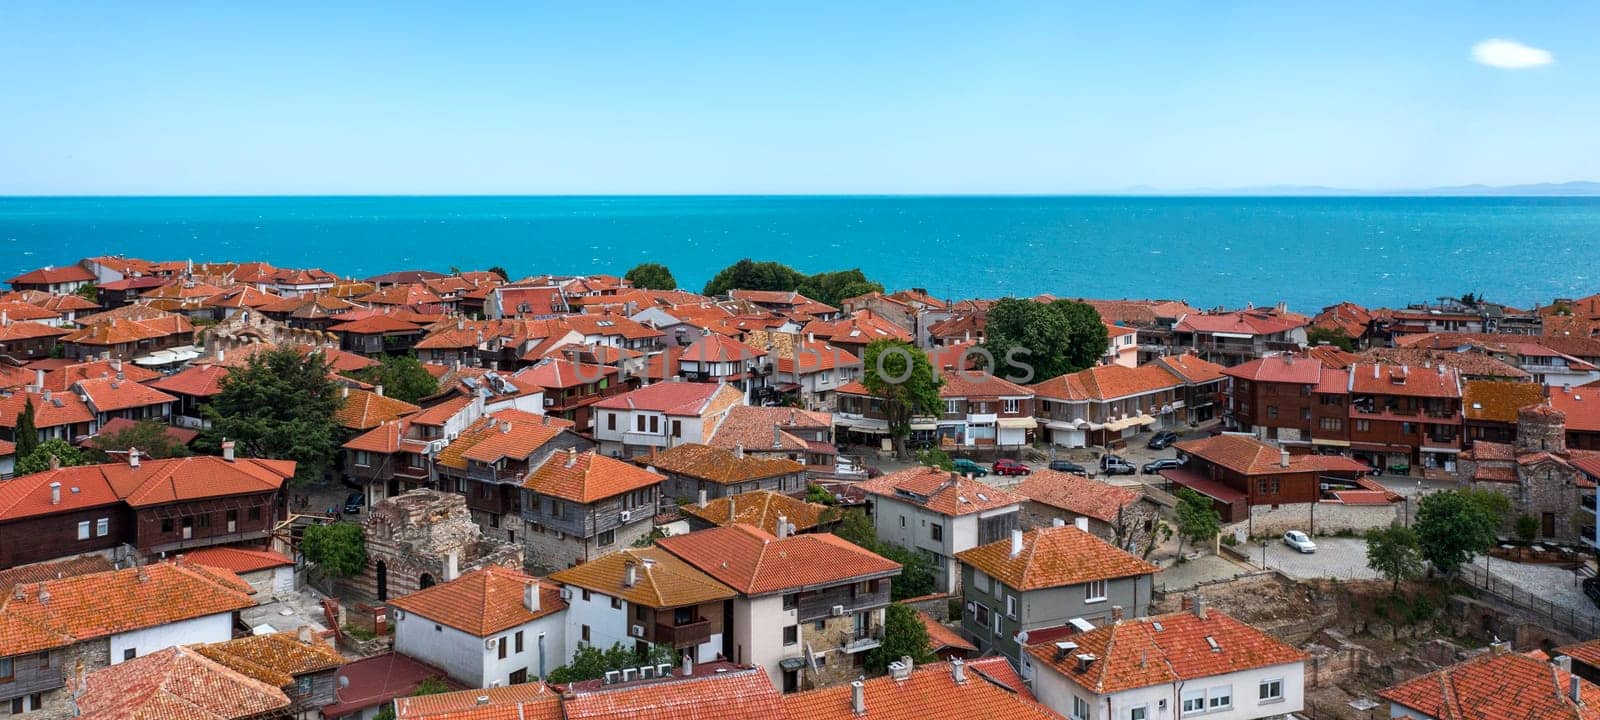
[340,489,523,603]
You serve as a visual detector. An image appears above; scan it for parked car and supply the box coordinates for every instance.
[1141,457,1183,474]
[1147,430,1180,449]
[991,458,1031,476]
[1282,530,1317,553]
[1100,455,1137,475]
[952,458,988,477]
[342,492,366,515]
[1048,460,1089,474]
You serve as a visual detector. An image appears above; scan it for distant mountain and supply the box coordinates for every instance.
[1110,181,1600,197]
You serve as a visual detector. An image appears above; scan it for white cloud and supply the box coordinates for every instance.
[1472,38,1553,69]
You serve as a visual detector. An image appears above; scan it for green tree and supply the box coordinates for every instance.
[831,509,935,600]
[862,339,942,460]
[75,282,100,304]
[373,676,452,720]
[1173,488,1221,556]
[487,266,511,281]
[354,353,439,405]
[547,643,675,684]
[1513,513,1540,543]
[1365,525,1425,593]
[796,269,883,307]
[88,420,192,462]
[915,446,954,471]
[1415,489,1502,574]
[980,298,1108,383]
[301,522,367,578]
[624,262,677,290]
[16,438,86,475]
[701,259,806,297]
[864,603,933,674]
[203,346,342,486]
[805,483,837,505]
[14,398,38,459]
[1306,326,1356,351]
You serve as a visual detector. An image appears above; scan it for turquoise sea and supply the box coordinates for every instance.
[1,195,1597,312]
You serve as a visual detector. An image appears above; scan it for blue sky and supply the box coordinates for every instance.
[1,1,1595,194]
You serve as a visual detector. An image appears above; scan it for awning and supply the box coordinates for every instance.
[997,417,1038,429]
[909,421,939,431]
[1160,468,1248,503]
[133,345,202,366]
[1101,414,1157,432]
[1311,438,1352,447]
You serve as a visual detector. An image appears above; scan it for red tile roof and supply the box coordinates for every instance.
[0,389,94,429]
[149,364,230,397]
[435,411,569,469]
[516,357,618,390]
[940,369,1034,399]
[389,566,566,637]
[1464,380,1548,423]
[329,314,426,334]
[1030,364,1181,401]
[1380,650,1600,720]
[917,610,977,654]
[9,265,95,285]
[858,466,1025,516]
[184,546,294,574]
[335,388,422,430]
[954,525,1157,591]
[75,645,291,720]
[1347,361,1462,398]
[73,375,178,413]
[782,657,1058,720]
[1025,609,1306,695]
[1221,354,1324,384]
[679,333,765,363]
[0,456,294,521]
[93,417,199,446]
[1155,352,1226,384]
[396,683,562,720]
[1551,387,1600,433]
[562,667,786,720]
[324,653,462,718]
[43,359,162,391]
[1174,434,1370,476]
[547,547,736,610]
[593,381,735,415]
[640,444,804,485]
[1176,309,1307,336]
[657,524,900,596]
[1015,470,1143,523]
[523,449,662,504]
[193,631,346,688]
[0,562,255,642]
[679,490,832,535]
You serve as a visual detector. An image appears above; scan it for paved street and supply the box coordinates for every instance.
[1255,536,1378,580]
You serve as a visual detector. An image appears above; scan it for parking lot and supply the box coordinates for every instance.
[1253,536,1378,580]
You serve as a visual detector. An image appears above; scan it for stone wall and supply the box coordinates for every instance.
[1234,500,1402,538]
[521,517,655,575]
[800,615,863,690]
[341,490,522,603]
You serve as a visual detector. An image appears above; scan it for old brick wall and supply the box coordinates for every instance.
[1238,500,1402,538]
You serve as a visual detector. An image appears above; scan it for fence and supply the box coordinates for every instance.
[1458,562,1600,638]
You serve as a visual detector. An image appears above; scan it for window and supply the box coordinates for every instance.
[636,415,646,432]
[1207,685,1232,711]
[497,637,507,660]
[1005,595,1016,619]
[607,413,616,431]
[161,518,173,533]
[8,698,20,715]
[35,653,47,670]
[1319,417,1343,431]
[77,521,90,540]
[581,625,591,642]
[96,517,109,537]
[123,649,137,661]
[783,625,798,646]
[648,415,659,433]
[1084,579,1107,603]
[1181,688,1206,715]
[1071,696,1090,720]
[899,516,905,528]
[1129,705,1148,720]
[612,597,623,610]
[974,571,989,594]
[355,451,371,466]
[945,400,959,414]
[0,657,11,681]
[1301,408,1311,420]
[991,610,1003,635]
[930,523,942,542]
[1266,406,1278,418]
[671,420,682,437]
[1003,398,1020,414]
[820,371,830,383]
[248,507,261,521]
[1259,677,1284,702]
[1354,419,1371,432]
[581,589,592,601]
[1256,478,1280,495]
[783,593,797,610]
[295,676,313,696]
[598,529,616,547]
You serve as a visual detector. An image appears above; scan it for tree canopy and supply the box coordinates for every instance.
[699,259,883,306]
[352,353,439,405]
[862,339,942,459]
[16,438,87,475]
[88,420,192,462]
[1306,326,1356,351]
[1173,488,1221,556]
[980,298,1108,383]
[833,508,937,600]
[1365,524,1425,592]
[203,346,343,486]
[487,266,510,281]
[624,262,677,290]
[14,398,38,459]
[864,603,933,674]
[301,522,367,578]
[1415,489,1506,574]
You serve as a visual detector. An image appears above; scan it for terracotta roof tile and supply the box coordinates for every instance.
[194,632,345,688]
[73,375,178,413]
[917,610,977,654]
[1174,434,1370,476]
[149,364,230,397]
[75,645,290,720]
[324,653,462,717]
[1551,387,1600,433]
[1025,609,1306,695]
[0,562,255,642]
[562,667,785,720]
[640,444,804,485]
[593,382,739,416]
[0,554,115,593]
[0,389,94,429]
[1464,380,1548,423]
[658,524,900,596]
[1031,364,1180,402]
[1015,470,1143,523]
[395,683,562,720]
[1220,354,1324,385]
[955,525,1156,592]
[1380,650,1600,720]
[335,389,422,430]
[389,566,566,637]
[436,411,569,469]
[184,546,294,574]
[782,657,1058,720]
[522,449,661,504]
[680,490,831,534]
[707,405,830,454]
[858,466,1025,517]
[548,547,735,610]
[9,265,95,285]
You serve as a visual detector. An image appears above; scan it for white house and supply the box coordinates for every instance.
[391,566,568,687]
[591,381,745,457]
[548,547,735,664]
[1026,602,1307,720]
[183,546,298,600]
[855,466,1024,595]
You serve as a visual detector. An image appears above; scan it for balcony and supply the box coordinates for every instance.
[655,617,712,648]
[840,627,883,654]
[1583,496,1596,515]
[622,431,668,446]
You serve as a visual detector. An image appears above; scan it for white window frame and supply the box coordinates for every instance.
[1005,594,1016,619]
[95,517,109,537]
[76,521,90,541]
[991,610,1003,635]
[1207,685,1233,711]
[1181,688,1206,715]
[945,399,959,414]
[1071,695,1090,720]
[1084,579,1107,603]
[1259,677,1284,703]
[1129,705,1148,720]
[974,570,989,594]
[1003,398,1020,414]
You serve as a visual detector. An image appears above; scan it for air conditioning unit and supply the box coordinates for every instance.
[965,602,976,616]
[485,638,497,650]
[830,605,845,617]
[619,510,633,522]
[558,588,573,601]
[544,397,555,407]
[630,624,646,638]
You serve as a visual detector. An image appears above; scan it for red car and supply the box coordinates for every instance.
[991,459,1031,476]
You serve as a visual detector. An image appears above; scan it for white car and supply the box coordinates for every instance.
[1282,530,1317,553]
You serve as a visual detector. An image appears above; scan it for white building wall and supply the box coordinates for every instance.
[394,608,566,687]
[109,613,233,664]
[1033,659,1305,720]
[564,588,631,657]
[736,595,797,688]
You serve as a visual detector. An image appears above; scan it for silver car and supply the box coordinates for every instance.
[1282,530,1317,553]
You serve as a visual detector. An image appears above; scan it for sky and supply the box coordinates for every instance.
[1,1,1596,195]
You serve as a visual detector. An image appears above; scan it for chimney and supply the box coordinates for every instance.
[298,626,314,643]
[776,515,789,539]
[850,680,865,715]
[773,425,782,448]
[1010,529,1024,558]
[49,454,60,471]
[1279,449,1290,468]
[734,444,744,459]
[951,658,966,684]
[1192,595,1208,620]
[681,653,693,676]
[376,384,384,397]
[1572,675,1584,706]
[1111,605,1124,622]
[697,489,707,508]
[565,447,577,467]
[523,581,541,612]
[624,559,639,588]
[1052,517,1065,527]
[221,440,236,462]
[110,358,121,373]
[49,482,60,505]
[445,551,459,581]
[1073,516,1089,531]
[1283,352,1294,365]
[1555,655,1574,673]
[899,655,913,676]
[475,696,490,707]
[1490,639,1511,655]
[34,369,43,388]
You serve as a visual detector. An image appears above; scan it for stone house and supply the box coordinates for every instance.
[344,489,523,604]
[519,449,663,574]
[432,410,593,546]
[1462,403,1600,543]
[194,630,346,720]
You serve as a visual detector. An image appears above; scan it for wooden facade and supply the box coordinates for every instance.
[0,505,132,568]
[134,492,280,555]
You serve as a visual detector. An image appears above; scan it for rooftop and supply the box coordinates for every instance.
[389,566,566,637]
[657,524,900,596]
[548,547,735,610]
[857,466,1026,517]
[954,525,1157,592]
